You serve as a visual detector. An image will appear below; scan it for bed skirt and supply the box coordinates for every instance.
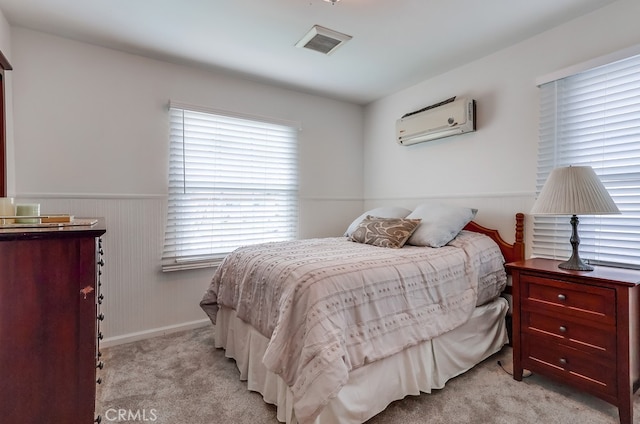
[214,296,509,424]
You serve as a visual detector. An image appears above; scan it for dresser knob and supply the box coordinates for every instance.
[559,357,568,365]
[557,294,566,301]
[96,377,102,384]
[97,259,105,267]
[98,313,105,321]
[80,286,94,300]
[559,326,567,333]
[97,361,104,370]
[98,332,104,340]
[95,416,102,423]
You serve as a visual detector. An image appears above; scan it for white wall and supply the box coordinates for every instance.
[363,0,640,250]
[8,28,364,344]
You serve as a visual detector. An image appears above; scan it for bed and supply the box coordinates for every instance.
[200,204,525,424]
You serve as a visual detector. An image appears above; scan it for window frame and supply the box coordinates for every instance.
[161,102,301,272]
[0,50,12,197]
[533,51,640,269]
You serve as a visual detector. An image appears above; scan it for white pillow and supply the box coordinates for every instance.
[406,201,477,247]
[344,206,412,237]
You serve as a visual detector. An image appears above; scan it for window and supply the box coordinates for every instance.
[162,103,299,271]
[533,52,640,269]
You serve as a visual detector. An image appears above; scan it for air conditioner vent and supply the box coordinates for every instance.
[296,25,352,55]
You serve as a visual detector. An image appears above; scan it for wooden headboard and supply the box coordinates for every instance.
[463,212,525,264]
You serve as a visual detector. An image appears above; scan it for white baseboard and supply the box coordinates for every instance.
[101,319,212,348]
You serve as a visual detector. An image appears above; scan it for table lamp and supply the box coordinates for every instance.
[530,165,620,271]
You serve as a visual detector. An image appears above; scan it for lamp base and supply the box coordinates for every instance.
[558,257,594,271]
[558,214,594,272]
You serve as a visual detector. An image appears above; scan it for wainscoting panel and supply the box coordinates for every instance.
[13,194,529,345]
[16,195,363,346]
[16,196,213,346]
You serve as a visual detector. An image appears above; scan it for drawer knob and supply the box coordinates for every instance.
[557,294,566,301]
[559,357,568,365]
[80,286,94,300]
[559,326,567,333]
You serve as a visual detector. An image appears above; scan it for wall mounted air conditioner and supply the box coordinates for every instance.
[396,97,476,146]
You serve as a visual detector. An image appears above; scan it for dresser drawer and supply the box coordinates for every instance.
[521,274,616,324]
[522,311,616,359]
[523,335,617,398]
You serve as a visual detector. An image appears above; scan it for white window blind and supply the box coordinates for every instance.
[162,105,299,271]
[534,53,640,269]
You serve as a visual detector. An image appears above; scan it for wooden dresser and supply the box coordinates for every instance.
[507,258,640,424]
[0,220,106,423]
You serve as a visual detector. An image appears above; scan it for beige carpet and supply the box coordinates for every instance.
[97,326,639,423]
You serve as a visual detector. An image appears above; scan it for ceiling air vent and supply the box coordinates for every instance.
[295,25,352,55]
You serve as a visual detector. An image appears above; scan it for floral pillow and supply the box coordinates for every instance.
[350,216,422,248]
[344,206,412,237]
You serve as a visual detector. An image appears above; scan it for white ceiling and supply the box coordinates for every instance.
[0,0,617,105]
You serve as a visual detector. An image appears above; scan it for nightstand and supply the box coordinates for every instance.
[506,258,640,424]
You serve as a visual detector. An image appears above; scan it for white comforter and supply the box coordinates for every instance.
[200,231,506,424]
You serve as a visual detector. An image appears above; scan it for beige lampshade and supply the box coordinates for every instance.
[531,166,620,215]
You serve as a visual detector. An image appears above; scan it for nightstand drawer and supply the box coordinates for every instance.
[521,274,615,324]
[522,311,616,359]
[523,335,617,398]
